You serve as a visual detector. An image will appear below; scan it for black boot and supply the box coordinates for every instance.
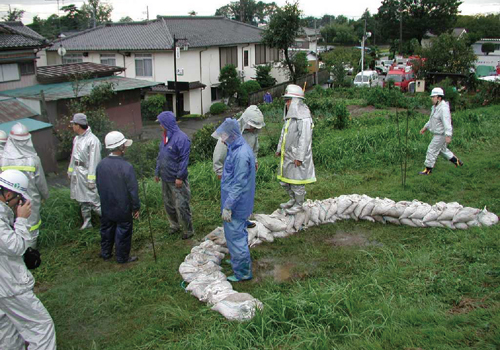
[419,167,433,175]
[450,156,463,167]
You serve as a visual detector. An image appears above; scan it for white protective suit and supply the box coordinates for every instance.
[68,127,102,212]
[423,100,457,168]
[277,98,316,187]
[0,201,56,349]
[213,105,264,177]
[1,137,49,248]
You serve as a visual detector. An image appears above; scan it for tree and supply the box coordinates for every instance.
[60,4,84,31]
[80,0,113,28]
[377,0,462,44]
[218,64,241,104]
[481,43,495,56]
[254,64,277,88]
[261,1,302,83]
[119,16,134,23]
[188,11,197,16]
[2,7,25,21]
[419,33,476,77]
[456,14,500,44]
[215,0,278,25]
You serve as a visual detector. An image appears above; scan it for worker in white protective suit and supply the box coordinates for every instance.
[0,129,7,161]
[68,113,102,229]
[419,87,463,175]
[275,84,316,215]
[1,123,49,248]
[0,170,56,350]
[213,105,265,180]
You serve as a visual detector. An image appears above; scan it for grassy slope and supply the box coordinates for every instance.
[35,105,499,350]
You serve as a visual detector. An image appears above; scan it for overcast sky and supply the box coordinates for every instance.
[1,0,498,25]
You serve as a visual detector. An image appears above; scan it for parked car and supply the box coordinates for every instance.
[384,67,415,92]
[354,70,379,87]
[375,59,394,74]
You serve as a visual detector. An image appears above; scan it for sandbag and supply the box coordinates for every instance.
[440,221,455,229]
[198,240,229,254]
[454,222,468,230]
[477,209,499,227]
[309,204,320,225]
[337,195,353,215]
[360,199,376,218]
[205,226,224,241]
[285,215,295,233]
[318,200,329,223]
[385,201,411,218]
[400,200,422,219]
[191,247,225,261]
[422,202,447,222]
[424,221,444,228]
[211,293,263,321]
[384,216,400,225]
[437,202,462,221]
[466,220,480,227]
[354,195,373,218]
[294,211,306,231]
[373,215,385,223]
[453,207,481,223]
[179,260,222,283]
[361,216,375,223]
[185,252,222,265]
[253,222,274,243]
[409,203,432,220]
[400,218,417,227]
[186,272,227,299]
[303,205,311,227]
[326,199,338,220]
[199,281,234,303]
[254,214,287,232]
[371,198,396,217]
[411,219,426,228]
[273,231,293,239]
[249,238,262,247]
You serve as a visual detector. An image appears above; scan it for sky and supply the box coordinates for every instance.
[0,0,498,25]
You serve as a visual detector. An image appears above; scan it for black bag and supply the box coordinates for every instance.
[24,247,41,270]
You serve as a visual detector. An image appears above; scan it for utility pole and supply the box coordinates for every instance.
[361,17,367,82]
[173,35,188,120]
[315,19,319,85]
[399,1,403,55]
[147,6,149,21]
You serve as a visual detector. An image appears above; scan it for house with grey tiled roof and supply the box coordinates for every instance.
[0,21,49,91]
[43,16,287,115]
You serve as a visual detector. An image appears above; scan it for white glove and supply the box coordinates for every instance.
[222,209,232,222]
[88,183,96,190]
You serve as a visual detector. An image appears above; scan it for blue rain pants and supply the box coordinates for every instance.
[224,217,252,280]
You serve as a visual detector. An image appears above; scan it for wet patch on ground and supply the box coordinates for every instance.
[449,297,488,315]
[253,258,311,283]
[325,230,384,247]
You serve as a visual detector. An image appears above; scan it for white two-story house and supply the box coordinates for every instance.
[43,16,288,115]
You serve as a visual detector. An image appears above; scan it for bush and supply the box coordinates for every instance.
[125,139,159,179]
[209,102,228,115]
[430,79,462,111]
[141,95,166,121]
[254,64,277,88]
[323,101,350,130]
[190,123,219,164]
[219,64,241,102]
[366,87,408,109]
[237,80,261,106]
[182,114,204,119]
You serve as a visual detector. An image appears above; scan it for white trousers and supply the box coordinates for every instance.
[424,134,455,168]
[0,291,56,350]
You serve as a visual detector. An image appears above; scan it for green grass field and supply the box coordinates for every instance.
[35,101,500,349]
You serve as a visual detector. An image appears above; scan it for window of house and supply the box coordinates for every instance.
[244,50,249,67]
[135,54,153,77]
[19,62,35,76]
[268,48,279,62]
[219,46,238,69]
[63,53,83,64]
[100,54,116,66]
[211,86,222,101]
[0,64,20,82]
[255,44,266,65]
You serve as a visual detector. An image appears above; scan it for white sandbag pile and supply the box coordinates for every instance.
[182,194,498,321]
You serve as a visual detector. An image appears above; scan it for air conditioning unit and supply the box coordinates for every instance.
[238,70,245,79]
[176,68,184,76]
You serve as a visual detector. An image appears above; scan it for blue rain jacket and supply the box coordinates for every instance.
[96,156,140,222]
[220,119,256,220]
[155,111,191,182]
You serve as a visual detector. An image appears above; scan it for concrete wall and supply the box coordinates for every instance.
[0,74,38,92]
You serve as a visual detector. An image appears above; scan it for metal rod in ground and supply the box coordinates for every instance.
[142,180,157,263]
[396,110,403,186]
[404,110,410,189]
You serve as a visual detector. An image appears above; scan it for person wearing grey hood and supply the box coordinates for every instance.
[68,113,102,230]
[419,88,463,175]
[276,84,316,215]
[213,105,265,179]
[1,123,49,248]
[0,130,7,162]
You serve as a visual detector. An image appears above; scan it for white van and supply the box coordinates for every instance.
[354,70,379,87]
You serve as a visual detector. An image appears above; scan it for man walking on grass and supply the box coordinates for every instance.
[96,131,140,264]
[419,87,463,175]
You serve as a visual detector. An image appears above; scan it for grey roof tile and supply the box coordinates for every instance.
[47,16,263,51]
[0,22,47,49]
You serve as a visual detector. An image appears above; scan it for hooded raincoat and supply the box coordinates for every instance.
[1,137,49,246]
[217,119,255,280]
[155,112,190,183]
[277,98,316,185]
[423,100,456,167]
[68,127,101,205]
[0,201,56,349]
[213,105,264,177]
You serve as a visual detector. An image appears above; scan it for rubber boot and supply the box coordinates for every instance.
[285,194,305,215]
[419,167,433,175]
[280,190,295,209]
[80,204,93,230]
[449,156,463,167]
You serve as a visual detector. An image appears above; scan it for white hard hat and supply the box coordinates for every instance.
[430,87,444,97]
[0,130,7,143]
[10,123,31,141]
[0,169,29,197]
[283,84,305,99]
[105,131,133,150]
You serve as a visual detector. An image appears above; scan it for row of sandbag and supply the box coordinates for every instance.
[250,195,499,233]
[179,240,263,321]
